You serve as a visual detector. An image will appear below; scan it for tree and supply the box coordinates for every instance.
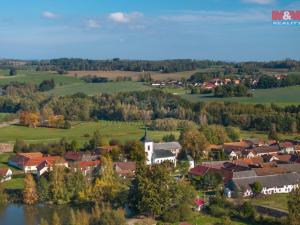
[162,134,176,142]
[0,181,8,206]
[93,156,123,203]
[124,140,146,163]
[23,174,38,205]
[51,212,62,225]
[240,202,256,219]
[250,182,262,197]
[268,123,280,141]
[9,68,17,76]
[179,129,208,162]
[226,126,241,142]
[287,187,300,225]
[49,165,68,204]
[129,164,196,219]
[37,176,50,202]
[40,218,49,225]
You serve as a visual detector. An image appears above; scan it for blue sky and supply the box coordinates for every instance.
[0,0,299,61]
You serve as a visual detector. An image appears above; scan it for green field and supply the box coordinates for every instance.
[186,214,251,225]
[0,121,179,145]
[47,81,150,96]
[0,70,80,86]
[250,194,289,211]
[169,86,300,105]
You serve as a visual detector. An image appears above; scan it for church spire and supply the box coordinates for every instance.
[140,126,151,142]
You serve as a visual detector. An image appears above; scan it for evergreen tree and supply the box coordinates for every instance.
[287,187,300,225]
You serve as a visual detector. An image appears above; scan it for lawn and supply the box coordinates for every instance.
[0,70,81,86]
[250,194,289,211]
[47,81,151,96]
[3,174,25,189]
[0,121,180,145]
[180,86,300,105]
[185,214,251,225]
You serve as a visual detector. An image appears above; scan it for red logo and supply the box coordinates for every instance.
[272,10,300,20]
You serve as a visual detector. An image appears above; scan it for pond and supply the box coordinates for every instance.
[0,204,78,225]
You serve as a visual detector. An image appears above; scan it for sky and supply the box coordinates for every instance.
[0,0,299,61]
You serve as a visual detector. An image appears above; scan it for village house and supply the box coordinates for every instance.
[279,142,295,154]
[251,145,280,156]
[223,141,250,160]
[0,168,12,183]
[226,172,300,198]
[37,158,69,177]
[141,130,178,166]
[113,162,136,178]
[76,160,100,177]
[64,151,100,164]
[9,152,67,174]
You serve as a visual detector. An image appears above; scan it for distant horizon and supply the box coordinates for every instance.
[0,57,299,63]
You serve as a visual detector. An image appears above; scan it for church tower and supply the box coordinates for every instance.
[140,128,153,165]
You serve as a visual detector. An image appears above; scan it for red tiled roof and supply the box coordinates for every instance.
[78,160,100,168]
[0,168,10,177]
[25,156,65,167]
[19,152,43,158]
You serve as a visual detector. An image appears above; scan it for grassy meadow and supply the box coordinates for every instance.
[0,120,180,145]
[169,86,300,105]
[250,194,289,211]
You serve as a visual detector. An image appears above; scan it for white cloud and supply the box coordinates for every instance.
[87,19,100,28]
[242,0,275,5]
[160,10,270,24]
[108,12,143,23]
[42,11,59,19]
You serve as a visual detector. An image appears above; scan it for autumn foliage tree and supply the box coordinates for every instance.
[23,174,38,205]
[19,111,40,128]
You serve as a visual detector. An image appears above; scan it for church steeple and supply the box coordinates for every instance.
[140,127,151,142]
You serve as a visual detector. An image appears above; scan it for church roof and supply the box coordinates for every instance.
[154,142,181,151]
[153,149,176,159]
[140,129,152,142]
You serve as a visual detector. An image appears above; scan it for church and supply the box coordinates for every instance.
[140,130,181,166]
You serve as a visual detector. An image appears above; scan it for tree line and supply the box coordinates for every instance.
[2,89,300,133]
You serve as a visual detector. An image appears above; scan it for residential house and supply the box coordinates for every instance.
[223,141,250,160]
[113,162,136,178]
[189,164,232,183]
[77,160,100,177]
[251,145,280,156]
[37,158,68,177]
[279,142,295,154]
[64,151,99,164]
[244,138,265,147]
[227,172,300,197]
[0,168,12,182]
[9,152,67,174]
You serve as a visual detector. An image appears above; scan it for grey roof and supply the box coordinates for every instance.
[153,149,176,159]
[278,164,300,174]
[154,142,181,151]
[252,145,280,154]
[232,170,257,179]
[232,172,300,191]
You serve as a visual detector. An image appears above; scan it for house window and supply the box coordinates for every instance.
[148,145,150,151]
